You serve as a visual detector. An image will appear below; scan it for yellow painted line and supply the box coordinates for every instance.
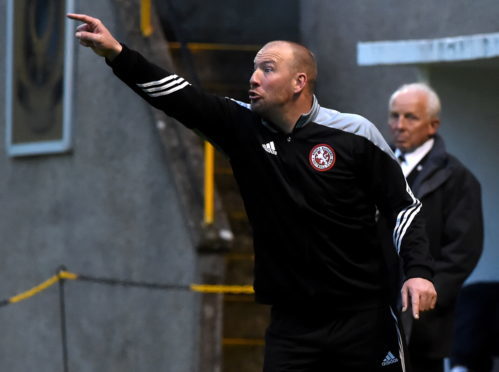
[190,284,254,294]
[223,338,265,346]
[168,42,261,52]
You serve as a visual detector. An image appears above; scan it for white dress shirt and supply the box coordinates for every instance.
[395,138,435,177]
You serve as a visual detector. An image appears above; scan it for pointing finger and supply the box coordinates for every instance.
[411,292,420,319]
[67,13,99,27]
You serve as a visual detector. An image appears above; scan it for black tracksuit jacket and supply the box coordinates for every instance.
[108,45,433,311]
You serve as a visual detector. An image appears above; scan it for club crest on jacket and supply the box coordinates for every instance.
[309,144,336,171]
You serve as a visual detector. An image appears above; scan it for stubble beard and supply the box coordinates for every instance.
[251,100,267,117]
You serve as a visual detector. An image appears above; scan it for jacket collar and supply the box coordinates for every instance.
[295,95,320,129]
[261,95,320,133]
[410,134,451,197]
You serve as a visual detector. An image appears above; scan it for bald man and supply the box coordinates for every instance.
[383,83,483,372]
[68,13,437,371]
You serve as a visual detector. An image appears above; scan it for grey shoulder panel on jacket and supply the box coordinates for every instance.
[229,98,251,110]
[315,107,396,160]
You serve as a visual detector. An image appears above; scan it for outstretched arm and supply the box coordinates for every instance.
[67,13,242,155]
[67,13,122,61]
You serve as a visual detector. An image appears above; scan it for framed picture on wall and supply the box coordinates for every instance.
[5,0,75,157]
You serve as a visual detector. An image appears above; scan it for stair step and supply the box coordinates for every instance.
[223,344,265,372]
[225,255,254,285]
[223,338,264,346]
[224,294,254,303]
[223,301,270,339]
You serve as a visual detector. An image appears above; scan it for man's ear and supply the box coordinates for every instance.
[430,118,440,135]
[294,73,307,93]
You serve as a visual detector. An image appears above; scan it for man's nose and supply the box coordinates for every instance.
[250,70,260,87]
[392,117,405,130]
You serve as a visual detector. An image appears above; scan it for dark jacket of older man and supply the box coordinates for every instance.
[381,133,483,361]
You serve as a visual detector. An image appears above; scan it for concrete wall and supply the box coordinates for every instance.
[430,64,499,282]
[154,0,300,44]
[301,0,499,130]
[300,0,499,282]
[0,1,201,371]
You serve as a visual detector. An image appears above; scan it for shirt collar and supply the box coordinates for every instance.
[395,138,435,177]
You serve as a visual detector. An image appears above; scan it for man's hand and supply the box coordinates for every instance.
[67,13,122,61]
[401,278,437,319]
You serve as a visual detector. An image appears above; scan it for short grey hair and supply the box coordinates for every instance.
[389,83,441,118]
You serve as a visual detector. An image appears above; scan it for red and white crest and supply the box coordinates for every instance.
[309,144,336,171]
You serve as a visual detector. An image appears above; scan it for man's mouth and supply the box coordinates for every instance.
[249,90,261,102]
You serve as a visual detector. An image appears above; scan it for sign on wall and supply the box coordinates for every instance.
[5,0,75,157]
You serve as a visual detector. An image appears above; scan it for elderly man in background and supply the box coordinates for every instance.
[384,83,484,372]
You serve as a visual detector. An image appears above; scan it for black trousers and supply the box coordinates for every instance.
[263,304,409,372]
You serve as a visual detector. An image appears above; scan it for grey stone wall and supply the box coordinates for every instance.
[0,1,201,371]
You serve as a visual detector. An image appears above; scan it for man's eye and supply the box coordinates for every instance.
[264,67,273,73]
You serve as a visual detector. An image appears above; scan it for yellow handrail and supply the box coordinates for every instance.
[140,0,153,37]
[204,141,215,225]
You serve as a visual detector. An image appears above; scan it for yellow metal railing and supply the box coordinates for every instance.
[140,0,153,37]
[139,1,217,225]
[204,141,215,225]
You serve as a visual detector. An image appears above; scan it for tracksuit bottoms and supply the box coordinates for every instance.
[263,304,409,372]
